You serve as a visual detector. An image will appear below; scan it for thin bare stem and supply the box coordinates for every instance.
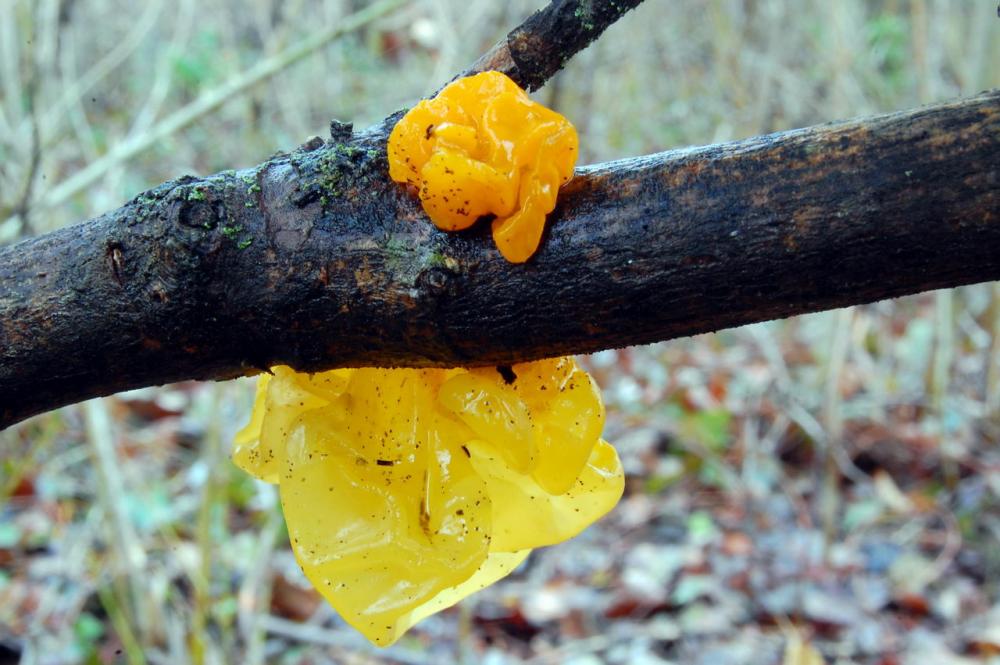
[30,0,405,215]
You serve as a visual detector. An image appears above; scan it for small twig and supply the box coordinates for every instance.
[239,504,283,665]
[932,289,960,488]
[819,308,853,550]
[11,97,42,238]
[463,0,647,91]
[128,0,196,140]
[923,509,963,589]
[748,318,871,489]
[191,385,234,665]
[35,1,164,140]
[988,284,1000,413]
[84,399,149,656]
[9,8,43,239]
[97,583,148,665]
[525,634,616,664]
[259,615,433,665]
[29,0,405,216]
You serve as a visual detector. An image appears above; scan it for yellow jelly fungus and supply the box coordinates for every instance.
[233,358,623,646]
[387,71,579,263]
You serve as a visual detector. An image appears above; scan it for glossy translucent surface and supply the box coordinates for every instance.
[387,71,578,263]
[233,359,622,646]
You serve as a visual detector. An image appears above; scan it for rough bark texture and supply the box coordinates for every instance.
[1,90,997,429]
[465,0,646,91]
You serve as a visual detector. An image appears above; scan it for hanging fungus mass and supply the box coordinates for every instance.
[234,360,623,645]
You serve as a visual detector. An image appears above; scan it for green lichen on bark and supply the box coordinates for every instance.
[288,138,388,210]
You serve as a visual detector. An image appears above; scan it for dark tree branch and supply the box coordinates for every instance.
[2,89,998,429]
[0,0,650,430]
[463,0,646,92]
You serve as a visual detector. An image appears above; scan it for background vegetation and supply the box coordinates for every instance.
[1,1,999,663]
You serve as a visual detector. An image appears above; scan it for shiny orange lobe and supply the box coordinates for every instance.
[387,71,578,262]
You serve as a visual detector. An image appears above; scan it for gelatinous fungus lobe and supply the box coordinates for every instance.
[233,359,623,646]
[387,71,578,263]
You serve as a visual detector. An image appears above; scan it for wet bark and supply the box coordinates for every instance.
[465,0,646,91]
[2,89,998,429]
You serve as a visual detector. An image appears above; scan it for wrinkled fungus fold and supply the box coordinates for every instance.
[234,359,623,645]
[387,71,578,262]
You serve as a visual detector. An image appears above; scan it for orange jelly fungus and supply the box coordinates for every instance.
[387,71,579,263]
[233,359,623,646]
